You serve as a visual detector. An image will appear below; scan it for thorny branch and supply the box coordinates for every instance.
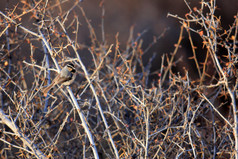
[0,0,237,158]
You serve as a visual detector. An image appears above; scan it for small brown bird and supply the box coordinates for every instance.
[42,63,76,94]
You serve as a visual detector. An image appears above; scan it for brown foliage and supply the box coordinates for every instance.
[0,0,237,158]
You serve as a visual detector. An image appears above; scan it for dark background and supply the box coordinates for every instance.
[0,0,237,78]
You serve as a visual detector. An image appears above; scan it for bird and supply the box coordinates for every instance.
[42,63,76,94]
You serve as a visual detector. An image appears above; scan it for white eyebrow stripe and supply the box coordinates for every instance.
[67,64,75,69]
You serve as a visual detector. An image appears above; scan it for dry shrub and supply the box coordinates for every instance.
[0,0,237,158]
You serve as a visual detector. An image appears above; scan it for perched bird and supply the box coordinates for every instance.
[42,63,76,94]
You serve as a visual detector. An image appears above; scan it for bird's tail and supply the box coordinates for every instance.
[42,82,55,95]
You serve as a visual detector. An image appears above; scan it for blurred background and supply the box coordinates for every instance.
[0,0,238,80]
